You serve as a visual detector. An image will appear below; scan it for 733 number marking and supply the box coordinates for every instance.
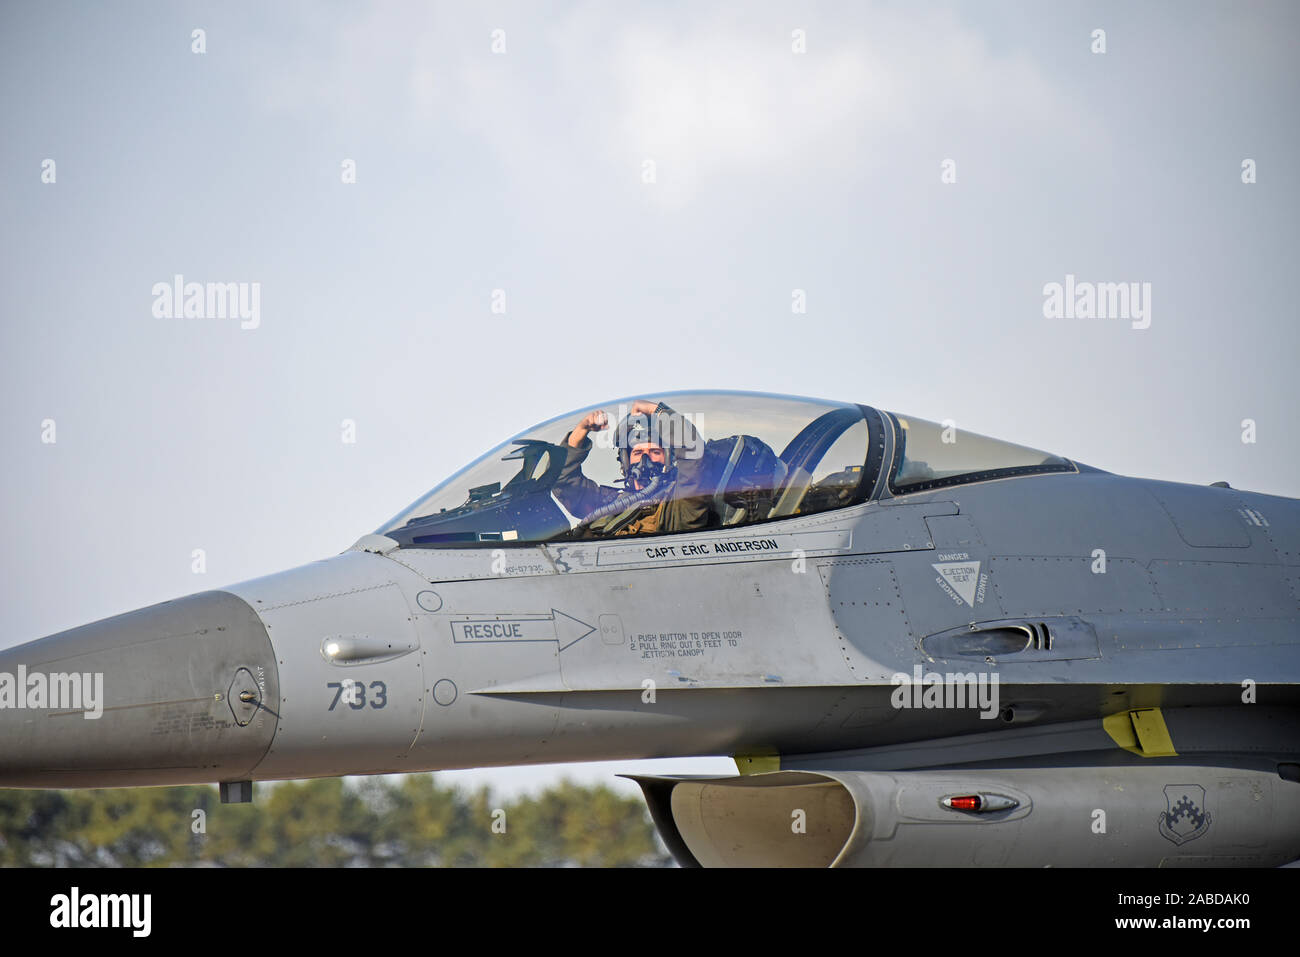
[326,679,388,711]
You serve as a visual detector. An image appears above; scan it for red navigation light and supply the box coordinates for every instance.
[941,792,1021,813]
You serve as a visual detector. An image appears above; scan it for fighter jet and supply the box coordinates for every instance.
[2,390,1298,866]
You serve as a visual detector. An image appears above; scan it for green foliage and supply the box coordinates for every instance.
[0,775,672,867]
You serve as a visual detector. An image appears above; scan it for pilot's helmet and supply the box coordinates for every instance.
[614,411,675,488]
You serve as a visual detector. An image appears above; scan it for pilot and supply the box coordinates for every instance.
[554,399,715,537]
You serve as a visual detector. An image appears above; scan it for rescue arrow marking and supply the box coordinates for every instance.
[449,610,596,651]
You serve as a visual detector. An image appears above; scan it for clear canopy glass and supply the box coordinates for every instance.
[887,413,1074,493]
[378,391,873,547]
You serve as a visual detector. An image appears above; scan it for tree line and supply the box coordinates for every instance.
[0,775,672,867]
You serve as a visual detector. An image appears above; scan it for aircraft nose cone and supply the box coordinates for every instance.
[0,591,279,789]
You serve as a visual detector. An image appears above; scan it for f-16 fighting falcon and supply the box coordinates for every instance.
[2,391,1298,866]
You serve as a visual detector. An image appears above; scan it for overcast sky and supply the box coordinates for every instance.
[2,0,1297,799]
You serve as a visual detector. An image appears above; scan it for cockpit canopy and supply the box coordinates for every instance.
[377,392,1073,548]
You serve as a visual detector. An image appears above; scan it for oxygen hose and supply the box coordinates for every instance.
[581,469,674,523]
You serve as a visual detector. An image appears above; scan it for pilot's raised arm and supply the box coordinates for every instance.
[553,410,620,519]
[566,409,609,451]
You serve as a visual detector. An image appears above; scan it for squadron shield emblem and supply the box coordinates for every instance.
[1157,784,1212,845]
